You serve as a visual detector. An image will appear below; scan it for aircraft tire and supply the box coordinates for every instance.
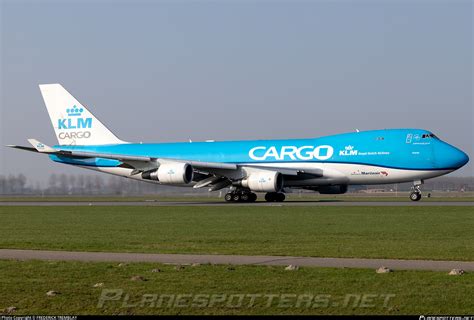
[265,192,280,202]
[249,193,257,202]
[241,193,250,202]
[265,193,273,202]
[225,193,234,202]
[409,191,422,201]
[276,193,286,202]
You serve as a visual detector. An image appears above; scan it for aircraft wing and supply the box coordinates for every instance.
[59,150,238,171]
[8,140,238,171]
[7,140,323,190]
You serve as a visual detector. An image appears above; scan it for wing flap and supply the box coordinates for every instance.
[193,176,222,189]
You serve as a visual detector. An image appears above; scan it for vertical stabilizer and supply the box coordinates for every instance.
[39,84,126,145]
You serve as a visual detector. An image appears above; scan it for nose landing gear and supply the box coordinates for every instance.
[409,191,422,201]
[409,180,424,201]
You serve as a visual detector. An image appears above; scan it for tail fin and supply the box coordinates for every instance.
[39,84,126,146]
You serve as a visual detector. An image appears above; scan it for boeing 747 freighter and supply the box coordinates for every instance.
[8,84,469,202]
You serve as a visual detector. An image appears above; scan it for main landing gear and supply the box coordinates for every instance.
[264,192,286,202]
[224,190,257,202]
[409,180,423,201]
[224,190,286,202]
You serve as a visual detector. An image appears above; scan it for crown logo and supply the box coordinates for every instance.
[66,105,84,117]
[345,145,354,150]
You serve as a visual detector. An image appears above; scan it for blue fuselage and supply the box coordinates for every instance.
[51,128,468,172]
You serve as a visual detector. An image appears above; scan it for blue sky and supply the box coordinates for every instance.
[1,0,472,182]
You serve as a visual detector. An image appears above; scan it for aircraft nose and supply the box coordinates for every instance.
[445,145,469,169]
[457,149,470,168]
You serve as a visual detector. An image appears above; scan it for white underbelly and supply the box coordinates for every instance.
[243,162,452,185]
[79,162,453,187]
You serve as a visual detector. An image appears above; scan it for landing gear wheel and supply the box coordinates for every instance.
[224,189,256,203]
[265,193,275,202]
[249,193,257,202]
[410,191,422,201]
[276,193,286,202]
[265,192,285,202]
[410,180,424,202]
[240,193,250,202]
[232,193,241,202]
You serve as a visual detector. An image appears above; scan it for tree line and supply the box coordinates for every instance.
[0,173,184,195]
[0,173,472,195]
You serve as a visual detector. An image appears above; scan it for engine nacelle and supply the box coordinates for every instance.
[241,171,283,192]
[318,185,348,194]
[141,163,194,185]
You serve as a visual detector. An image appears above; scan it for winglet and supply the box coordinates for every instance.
[27,139,57,153]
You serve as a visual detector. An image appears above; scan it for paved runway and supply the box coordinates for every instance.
[0,201,472,206]
[0,249,472,271]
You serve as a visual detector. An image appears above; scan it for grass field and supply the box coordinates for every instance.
[1,205,473,315]
[0,206,473,260]
[0,260,473,315]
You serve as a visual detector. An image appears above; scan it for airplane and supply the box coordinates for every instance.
[8,84,469,202]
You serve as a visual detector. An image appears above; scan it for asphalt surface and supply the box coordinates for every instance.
[0,201,472,206]
[0,249,473,271]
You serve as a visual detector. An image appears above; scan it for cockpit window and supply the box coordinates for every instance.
[422,133,439,139]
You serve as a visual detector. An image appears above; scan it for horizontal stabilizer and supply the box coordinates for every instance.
[27,139,57,153]
[6,145,39,153]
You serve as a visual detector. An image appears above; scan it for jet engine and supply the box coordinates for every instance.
[240,171,283,192]
[318,185,348,194]
[141,163,194,185]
